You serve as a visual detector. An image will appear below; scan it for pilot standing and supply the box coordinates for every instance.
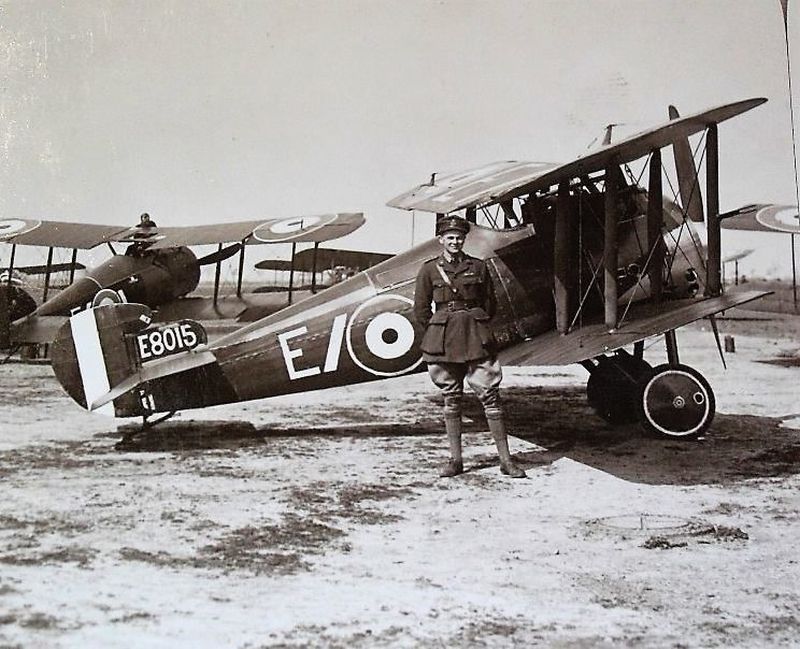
[414,215,525,479]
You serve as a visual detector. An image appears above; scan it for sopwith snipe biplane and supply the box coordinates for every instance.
[47,98,772,438]
[0,212,365,345]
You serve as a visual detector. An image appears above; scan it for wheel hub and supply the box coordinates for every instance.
[638,364,715,438]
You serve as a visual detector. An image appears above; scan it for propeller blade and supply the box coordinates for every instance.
[197,243,242,266]
[669,105,705,223]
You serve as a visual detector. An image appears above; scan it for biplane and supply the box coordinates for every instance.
[46,98,772,439]
[0,212,364,344]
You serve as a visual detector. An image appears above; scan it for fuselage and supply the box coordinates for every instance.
[104,191,706,417]
[33,247,200,317]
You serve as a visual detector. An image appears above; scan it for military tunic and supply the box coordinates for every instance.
[413,253,497,363]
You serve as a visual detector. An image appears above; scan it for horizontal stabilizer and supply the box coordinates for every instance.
[12,262,86,276]
[11,315,67,344]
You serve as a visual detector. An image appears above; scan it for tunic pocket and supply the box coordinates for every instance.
[421,322,446,355]
[432,281,448,303]
[458,276,481,301]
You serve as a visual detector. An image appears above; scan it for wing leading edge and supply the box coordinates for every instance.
[388,97,767,214]
[0,213,365,250]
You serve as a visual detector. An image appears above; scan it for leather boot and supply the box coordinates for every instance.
[487,415,526,478]
[440,404,464,477]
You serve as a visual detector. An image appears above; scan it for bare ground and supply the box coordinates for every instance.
[0,319,799,648]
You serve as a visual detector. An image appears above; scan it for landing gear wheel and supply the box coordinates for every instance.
[637,364,714,438]
[587,351,653,425]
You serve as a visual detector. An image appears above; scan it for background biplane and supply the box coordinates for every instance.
[719,203,800,310]
[47,98,771,439]
[0,212,364,346]
[254,248,393,290]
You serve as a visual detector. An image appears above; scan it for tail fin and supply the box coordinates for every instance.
[51,303,154,416]
[51,302,230,417]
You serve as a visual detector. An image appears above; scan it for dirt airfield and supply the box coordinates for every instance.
[1,312,800,648]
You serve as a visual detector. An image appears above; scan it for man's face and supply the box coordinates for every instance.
[438,230,466,256]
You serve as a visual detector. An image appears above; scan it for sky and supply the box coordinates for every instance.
[0,0,798,278]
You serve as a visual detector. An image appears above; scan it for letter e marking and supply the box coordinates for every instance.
[277,326,321,380]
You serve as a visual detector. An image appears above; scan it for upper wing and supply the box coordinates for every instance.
[388,97,767,214]
[0,213,365,250]
[386,161,561,213]
[0,219,128,249]
[720,204,800,234]
[144,212,365,249]
[498,288,770,366]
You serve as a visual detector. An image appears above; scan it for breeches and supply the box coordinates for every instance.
[427,357,503,413]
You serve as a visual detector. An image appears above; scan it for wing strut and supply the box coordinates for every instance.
[705,124,721,296]
[41,247,54,303]
[68,249,78,284]
[554,181,574,334]
[236,239,246,298]
[647,149,665,301]
[288,242,297,305]
[0,244,16,349]
[604,164,619,330]
[708,314,727,369]
[665,329,680,365]
[213,243,223,307]
[6,244,16,285]
[311,242,319,294]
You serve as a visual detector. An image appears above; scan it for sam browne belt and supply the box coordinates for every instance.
[437,300,479,311]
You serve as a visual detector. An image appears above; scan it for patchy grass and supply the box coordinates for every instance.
[0,514,90,536]
[0,546,97,567]
[117,482,417,576]
[18,612,62,630]
[199,515,345,574]
[119,513,346,576]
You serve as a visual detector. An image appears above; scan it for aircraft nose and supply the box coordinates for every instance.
[34,277,101,316]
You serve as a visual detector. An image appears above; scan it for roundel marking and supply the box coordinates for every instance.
[0,219,41,241]
[252,215,332,242]
[346,294,422,377]
[757,206,800,232]
[365,312,415,360]
[91,288,126,308]
[268,215,322,234]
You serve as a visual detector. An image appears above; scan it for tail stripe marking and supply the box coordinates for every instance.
[69,309,115,416]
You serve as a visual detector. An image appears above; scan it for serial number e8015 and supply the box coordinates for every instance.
[135,321,205,361]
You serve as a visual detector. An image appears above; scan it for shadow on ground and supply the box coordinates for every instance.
[500,386,800,486]
[104,386,800,486]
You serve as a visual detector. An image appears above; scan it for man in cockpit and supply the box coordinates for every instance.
[126,212,158,257]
